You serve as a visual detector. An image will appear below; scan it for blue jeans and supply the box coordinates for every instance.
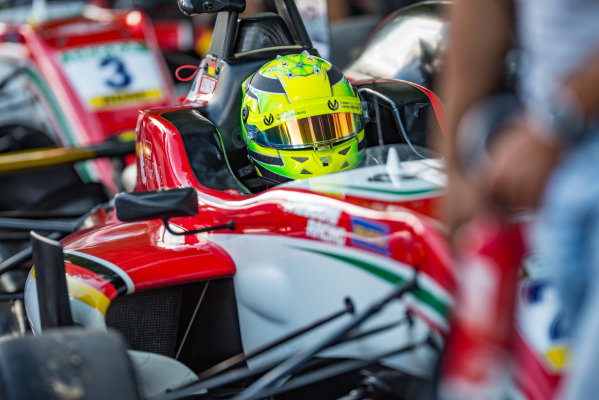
[534,132,599,399]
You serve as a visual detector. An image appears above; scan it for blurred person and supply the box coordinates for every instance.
[438,0,599,398]
[327,0,351,21]
[243,0,269,14]
[377,0,423,16]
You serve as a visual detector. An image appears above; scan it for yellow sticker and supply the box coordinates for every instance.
[89,89,163,109]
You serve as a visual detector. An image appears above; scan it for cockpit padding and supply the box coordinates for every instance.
[161,108,249,193]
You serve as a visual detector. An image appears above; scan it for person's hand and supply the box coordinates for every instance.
[485,119,562,210]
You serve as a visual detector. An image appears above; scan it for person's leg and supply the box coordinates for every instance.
[534,153,590,332]
[559,199,599,399]
[534,135,599,398]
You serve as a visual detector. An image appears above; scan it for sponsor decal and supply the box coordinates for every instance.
[283,203,347,246]
[263,113,274,126]
[306,219,346,246]
[54,21,115,37]
[283,203,341,225]
[350,217,389,254]
[208,60,217,76]
[278,110,303,123]
[60,42,148,63]
[198,75,217,95]
[284,202,345,245]
[327,99,339,111]
[339,100,361,112]
[89,89,162,108]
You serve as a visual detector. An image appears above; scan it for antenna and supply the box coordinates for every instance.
[385,146,404,187]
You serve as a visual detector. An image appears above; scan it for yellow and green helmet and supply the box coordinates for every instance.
[241,52,366,184]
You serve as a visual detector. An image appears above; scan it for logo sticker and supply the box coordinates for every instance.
[264,113,274,126]
[328,100,339,111]
[208,60,217,76]
[283,203,341,225]
[198,75,217,95]
[350,218,389,254]
[306,219,346,246]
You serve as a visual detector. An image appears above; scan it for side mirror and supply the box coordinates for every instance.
[177,0,245,15]
[115,188,198,222]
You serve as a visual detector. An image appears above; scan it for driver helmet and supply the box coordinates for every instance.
[241,52,366,184]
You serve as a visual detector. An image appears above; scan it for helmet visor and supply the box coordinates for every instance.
[247,112,365,149]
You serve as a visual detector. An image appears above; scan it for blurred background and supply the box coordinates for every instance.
[88,0,426,75]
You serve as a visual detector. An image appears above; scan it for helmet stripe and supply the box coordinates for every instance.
[248,147,284,166]
[245,87,258,101]
[357,135,366,152]
[251,72,286,94]
[326,65,345,87]
[254,163,293,183]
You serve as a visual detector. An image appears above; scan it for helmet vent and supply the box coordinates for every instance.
[300,169,312,175]
[242,105,249,123]
[291,157,309,163]
[341,161,350,169]
[338,147,350,155]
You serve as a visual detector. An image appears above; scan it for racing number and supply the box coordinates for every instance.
[100,56,132,89]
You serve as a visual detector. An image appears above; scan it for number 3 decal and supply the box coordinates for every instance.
[100,56,132,88]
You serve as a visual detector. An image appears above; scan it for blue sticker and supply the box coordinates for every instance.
[350,217,390,254]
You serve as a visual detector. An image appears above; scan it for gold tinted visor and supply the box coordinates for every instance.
[249,112,365,149]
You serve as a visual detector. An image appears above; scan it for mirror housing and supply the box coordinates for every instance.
[177,0,245,15]
[115,188,198,222]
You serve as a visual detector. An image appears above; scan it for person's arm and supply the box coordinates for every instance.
[440,0,514,169]
[484,48,599,209]
[564,50,599,119]
[436,0,514,235]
